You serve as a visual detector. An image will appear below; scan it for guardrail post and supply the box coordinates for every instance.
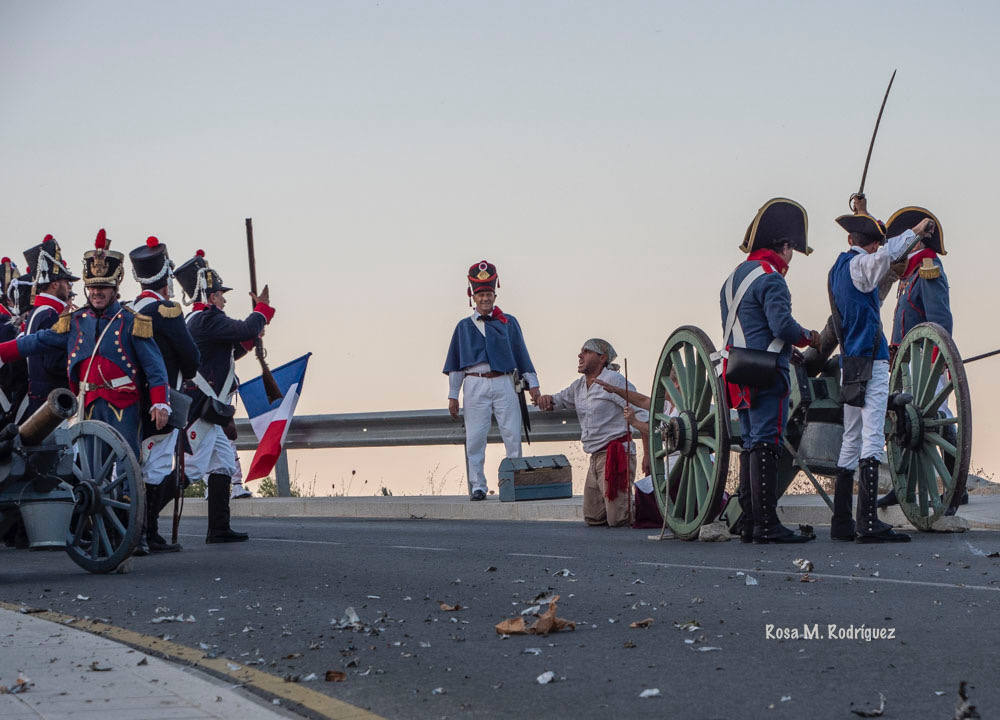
[275,450,291,497]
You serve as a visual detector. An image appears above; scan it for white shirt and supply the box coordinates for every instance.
[551,368,650,454]
[447,311,539,400]
[848,229,918,293]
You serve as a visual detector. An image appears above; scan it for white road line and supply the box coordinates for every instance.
[389,545,453,551]
[508,553,577,560]
[636,561,1000,593]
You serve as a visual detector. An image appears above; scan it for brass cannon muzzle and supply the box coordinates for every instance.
[18,389,78,445]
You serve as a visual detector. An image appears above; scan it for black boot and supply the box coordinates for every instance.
[146,481,181,553]
[736,451,753,543]
[876,488,898,509]
[831,467,856,541]
[206,473,249,543]
[750,444,814,544]
[856,457,910,543]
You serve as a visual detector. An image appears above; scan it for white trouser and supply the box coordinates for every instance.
[184,419,239,481]
[139,429,178,486]
[838,359,890,470]
[463,375,522,494]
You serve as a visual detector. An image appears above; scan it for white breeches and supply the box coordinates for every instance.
[838,360,890,469]
[139,429,178,486]
[463,375,522,493]
[184,419,239,481]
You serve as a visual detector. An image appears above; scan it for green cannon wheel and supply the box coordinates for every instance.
[65,421,145,573]
[649,326,731,539]
[887,322,971,531]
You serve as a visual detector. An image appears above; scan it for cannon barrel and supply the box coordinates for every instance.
[18,389,78,445]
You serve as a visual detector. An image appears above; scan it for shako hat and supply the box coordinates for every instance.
[886,206,944,254]
[129,236,175,286]
[174,249,231,303]
[23,234,79,284]
[82,229,125,287]
[740,198,811,255]
[835,213,886,246]
[10,271,34,315]
[467,260,499,297]
[1,256,19,304]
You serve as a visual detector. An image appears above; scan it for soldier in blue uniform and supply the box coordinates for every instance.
[443,260,540,500]
[128,236,202,553]
[876,207,965,512]
[0,230,171,461]
[21,235,79,420]
[829,211,935,542]
[720,198,819,544]
[1,256,27,425]
[175,249,275,543]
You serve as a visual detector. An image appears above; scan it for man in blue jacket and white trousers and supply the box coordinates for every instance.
[444,261,540,501]
[829,209,935,543]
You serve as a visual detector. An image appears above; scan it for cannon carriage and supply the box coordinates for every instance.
[0,389,145,572]
[648,322,970,539]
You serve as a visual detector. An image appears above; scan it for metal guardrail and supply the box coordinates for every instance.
[234,409,586,495]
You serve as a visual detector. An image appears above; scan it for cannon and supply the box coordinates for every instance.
[648,322,970,539]
[0,389,145,572]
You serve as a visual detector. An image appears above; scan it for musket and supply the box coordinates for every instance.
[849,69,897,212]
[245,218,283,403]
[513,369,531,444]
[624,358,632,527]
[171,437,185,545]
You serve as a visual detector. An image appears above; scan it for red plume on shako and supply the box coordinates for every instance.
[173,248,230,304]
[147,236,159,248]
[128,234,174,289]
[94,228,108,250]
[83,228,124,287]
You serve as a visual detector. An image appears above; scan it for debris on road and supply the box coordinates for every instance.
[698,521,731,542]
[88,661,112,672]
[673,620,701,632]
[536,671,556,685]
[522,648,542,655]
[792,558,813,572]
[438,602,463,611]
[745,575,759,586]
[495,595,576,636]
[639,688,661,698]
[0,673,33,694]
[629,618,654,629]
[553,569,574,577]
[150,614,195,624]
[325,670,346,682]
[799,574,818,583]
[932,516,969,533]
[849,692,886,717]
[432,687,446,695]
[954,681,981,719]
[75,594,90,601]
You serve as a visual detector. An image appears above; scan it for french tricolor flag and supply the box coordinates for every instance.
[237,353,311,482]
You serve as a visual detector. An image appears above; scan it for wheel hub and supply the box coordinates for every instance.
[891,399,924,450]
[73,480,103,515]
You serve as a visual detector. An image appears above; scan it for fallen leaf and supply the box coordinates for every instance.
[850,692,886,717]
[800,574,818,583]
[639,688,661,698]
[629,618,654,629]
[438,602,463,612]
[495,617,528,635]
[495,595,576,636]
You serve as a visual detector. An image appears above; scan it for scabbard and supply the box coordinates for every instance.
[517,389,531,444]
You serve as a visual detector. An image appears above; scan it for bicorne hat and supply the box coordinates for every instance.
[129,236,175,286]
[740,198,811,255]
[885,207,944,255]
[835,213,886,246]
[467,260,499,297]
[174,249,231,303]
[23,234,80,285]
[82,229,125,287]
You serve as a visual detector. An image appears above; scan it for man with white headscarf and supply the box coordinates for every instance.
[538,339,649,527]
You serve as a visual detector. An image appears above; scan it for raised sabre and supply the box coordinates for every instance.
[849,69,897,212]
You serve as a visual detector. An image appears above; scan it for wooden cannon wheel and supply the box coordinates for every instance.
[887,322,971,531]
[65,421,145,574]
[649,326,731,539]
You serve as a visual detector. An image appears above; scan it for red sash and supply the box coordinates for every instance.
[603,433,631,501]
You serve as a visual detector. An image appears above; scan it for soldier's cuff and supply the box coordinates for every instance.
[149,385,168,406]
[151,403,171,413]
[241,339,255,352]
[0,339,20,363]
[793,333,811,348]
[253,303,275,323]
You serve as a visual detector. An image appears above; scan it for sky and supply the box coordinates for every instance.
[3,1,999,495]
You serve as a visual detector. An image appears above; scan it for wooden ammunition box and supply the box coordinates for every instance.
[498,455,573,502]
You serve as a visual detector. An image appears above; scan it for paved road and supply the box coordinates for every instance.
[2,518,999,719]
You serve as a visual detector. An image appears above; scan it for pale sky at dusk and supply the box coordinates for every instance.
[3,1,999,494]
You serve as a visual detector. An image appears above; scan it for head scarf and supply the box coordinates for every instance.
[582,338,619,371]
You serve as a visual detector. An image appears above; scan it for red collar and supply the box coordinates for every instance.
[192,302,210,312]
[0,304,10,318]
[903,248,937,278]
[747,249,789,276]
[137,290,164,302]
[33,294,67,313]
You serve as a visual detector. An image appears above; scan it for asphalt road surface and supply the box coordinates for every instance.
[2,517,999,720]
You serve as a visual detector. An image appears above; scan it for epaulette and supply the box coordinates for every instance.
[132,312,153,338]
[52,311,72,334]
[918,258,941,280]
[158,301,182,319]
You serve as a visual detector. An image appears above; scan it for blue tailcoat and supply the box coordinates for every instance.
[891,255,952,345]
[442,313,536,375]
[23,304,68,416]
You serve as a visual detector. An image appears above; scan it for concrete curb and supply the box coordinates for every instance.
[170,495,1000,530]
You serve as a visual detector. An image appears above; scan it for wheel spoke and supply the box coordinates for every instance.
[914,455,930,516]
[922,380,953,418]
[653,412,672,424]
[660,376,683,412]
[921,458,944,513]
[916,348,944,409]
[924,416,959,427]
[694,449,713,506]
[76,443,93,481]
[697,434,718,452]
[101,506,128,540]
[669,350,691,407]
[654,447,670,460]
[697,411,716,431]
[683,461,698,522]
[693,353,711,417]
[102,497,130,511]
[69,513,89,547]
[95,515,113,557]
[923,446,954,495]
[926,432,957,457]
[96,452,116,484]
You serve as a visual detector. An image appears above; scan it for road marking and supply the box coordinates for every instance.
[0,601,385,720]
[388,545,453,551]
[508,553,577,560]
[636,561,1000,593]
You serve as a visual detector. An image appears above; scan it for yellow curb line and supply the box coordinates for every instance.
[0,601,385,720]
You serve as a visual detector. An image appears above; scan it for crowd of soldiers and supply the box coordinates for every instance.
[444,195,960,545]
[0,231,276,554]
